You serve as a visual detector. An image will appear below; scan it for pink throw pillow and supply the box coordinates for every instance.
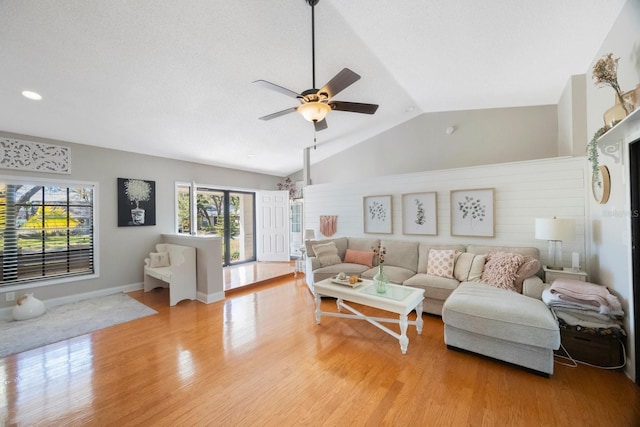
[427,249,457,279]
[344,249,374,268]
[481,251,524,291]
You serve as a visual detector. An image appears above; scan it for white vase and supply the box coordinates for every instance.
[12,293,46,321]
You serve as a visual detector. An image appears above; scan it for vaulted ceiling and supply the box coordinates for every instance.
[0,1,626,176]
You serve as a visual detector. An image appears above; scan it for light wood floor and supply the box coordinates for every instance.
[224,261,295,292]
[1,276,639,426]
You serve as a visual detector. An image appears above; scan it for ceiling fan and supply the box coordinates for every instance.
[253,0,379,133]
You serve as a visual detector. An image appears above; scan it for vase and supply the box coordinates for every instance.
[12,293,46,321]
[131,207,145,225]
[374,264,389,293]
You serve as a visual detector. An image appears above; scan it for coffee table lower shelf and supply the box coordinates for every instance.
[313,279,425,354]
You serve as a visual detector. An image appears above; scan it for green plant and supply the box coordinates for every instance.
[587,126,607,186]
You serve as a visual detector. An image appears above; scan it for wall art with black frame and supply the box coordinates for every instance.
[117,178,156,226]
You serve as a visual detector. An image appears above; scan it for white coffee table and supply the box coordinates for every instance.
[313,278,425,354]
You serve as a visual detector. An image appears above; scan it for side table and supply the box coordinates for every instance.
[543,266,588,283]
[294,248,306,277]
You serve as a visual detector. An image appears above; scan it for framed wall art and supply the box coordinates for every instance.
[363,195,392,234]
[450,188,494,237]
[117,178,156,227]
[402,192,437,235]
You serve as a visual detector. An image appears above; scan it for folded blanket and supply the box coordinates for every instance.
[542,289,624,317]
[554,309,624,330]
[549,278,622,314]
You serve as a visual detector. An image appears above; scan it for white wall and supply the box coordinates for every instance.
[305,105,558,184]
[0,131,282,309]
[558,74,587,157]
[304,157,586,270]
[585,0,640,383]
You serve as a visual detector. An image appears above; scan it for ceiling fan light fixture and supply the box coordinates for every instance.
[298,102,330,122]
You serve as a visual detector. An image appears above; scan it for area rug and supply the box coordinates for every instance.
[0,293,157,358]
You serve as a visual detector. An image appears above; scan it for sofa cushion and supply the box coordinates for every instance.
[481,251,524,291]
[149,252,170,268]
[453,253,486,282]
[306,237,348,260]
[361,265,415,285]
[312,242,342,267]
[344,249,374,268]
[442,282,560,349]
[312,263,370,284]
[514,256,541,293]
[417,244,467,273]
[403,273,460,301]
[380,240,419,272]
[348,238,380,256]
[426,249,457,279]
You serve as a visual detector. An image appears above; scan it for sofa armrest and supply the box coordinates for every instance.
[306,256,321,271]
[522,276,549,300]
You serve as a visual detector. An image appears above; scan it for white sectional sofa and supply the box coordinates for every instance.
[304,237,561,376]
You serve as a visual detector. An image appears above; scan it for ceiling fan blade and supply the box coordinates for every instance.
[259,107,298,121]
[314,118,328,132]
[318,68,361,99]
[253,80,301,99]
[329,101,379,115]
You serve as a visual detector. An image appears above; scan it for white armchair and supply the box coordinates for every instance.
[144,243,197,306]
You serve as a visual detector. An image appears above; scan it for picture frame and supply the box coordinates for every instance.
[363,195,392,234]
[450,188,494,237]
[402,192,437,235]
[117,178,156,227]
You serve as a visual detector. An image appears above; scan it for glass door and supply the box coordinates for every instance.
[195,188,255,266]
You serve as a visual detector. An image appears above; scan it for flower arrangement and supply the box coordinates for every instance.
[592,53,631,114]
[372,242,386,264]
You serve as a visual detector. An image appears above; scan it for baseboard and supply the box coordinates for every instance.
[197,291,225,304]
[0,282,144,319]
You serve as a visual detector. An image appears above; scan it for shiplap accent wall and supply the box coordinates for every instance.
[304,156,588,270]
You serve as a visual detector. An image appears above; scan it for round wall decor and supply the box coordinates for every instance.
[592,165,611,204]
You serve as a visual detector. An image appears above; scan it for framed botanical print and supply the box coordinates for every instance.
[450,188,494,237]
[363,195,392,234]
[402,192,437,235]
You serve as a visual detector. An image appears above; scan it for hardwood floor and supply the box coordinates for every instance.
[1,275,639,426]
[224,261,295,292]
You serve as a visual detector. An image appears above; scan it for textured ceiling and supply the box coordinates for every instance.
[0,0,626,176]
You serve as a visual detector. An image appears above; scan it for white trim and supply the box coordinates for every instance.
[197,290,225,304]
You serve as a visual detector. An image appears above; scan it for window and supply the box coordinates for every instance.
[175,182,255,266]
[0,177,96,286]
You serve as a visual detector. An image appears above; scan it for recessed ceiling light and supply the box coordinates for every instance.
[22,90,42,100]
[247,154,255,158]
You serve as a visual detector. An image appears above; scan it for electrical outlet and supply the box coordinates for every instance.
[6,292,15,302]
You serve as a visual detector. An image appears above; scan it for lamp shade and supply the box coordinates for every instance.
[535,218,575,241]
[304,229,316,240]
[298,102,330,122]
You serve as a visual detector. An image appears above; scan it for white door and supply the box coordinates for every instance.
[256,191,290,261]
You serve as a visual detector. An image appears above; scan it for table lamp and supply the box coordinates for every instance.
[304,229,316,241]
[535,217,575,270]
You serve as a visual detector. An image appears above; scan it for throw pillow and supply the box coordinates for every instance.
[312,242,342,267]
[426,249,457,279]
[453,253,486,282]
[481,251,524,291]
[514,256,541,293]
[149,252,170,268]
[344,249,374,268]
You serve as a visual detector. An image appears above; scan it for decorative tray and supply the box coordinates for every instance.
[330,276,364,287]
